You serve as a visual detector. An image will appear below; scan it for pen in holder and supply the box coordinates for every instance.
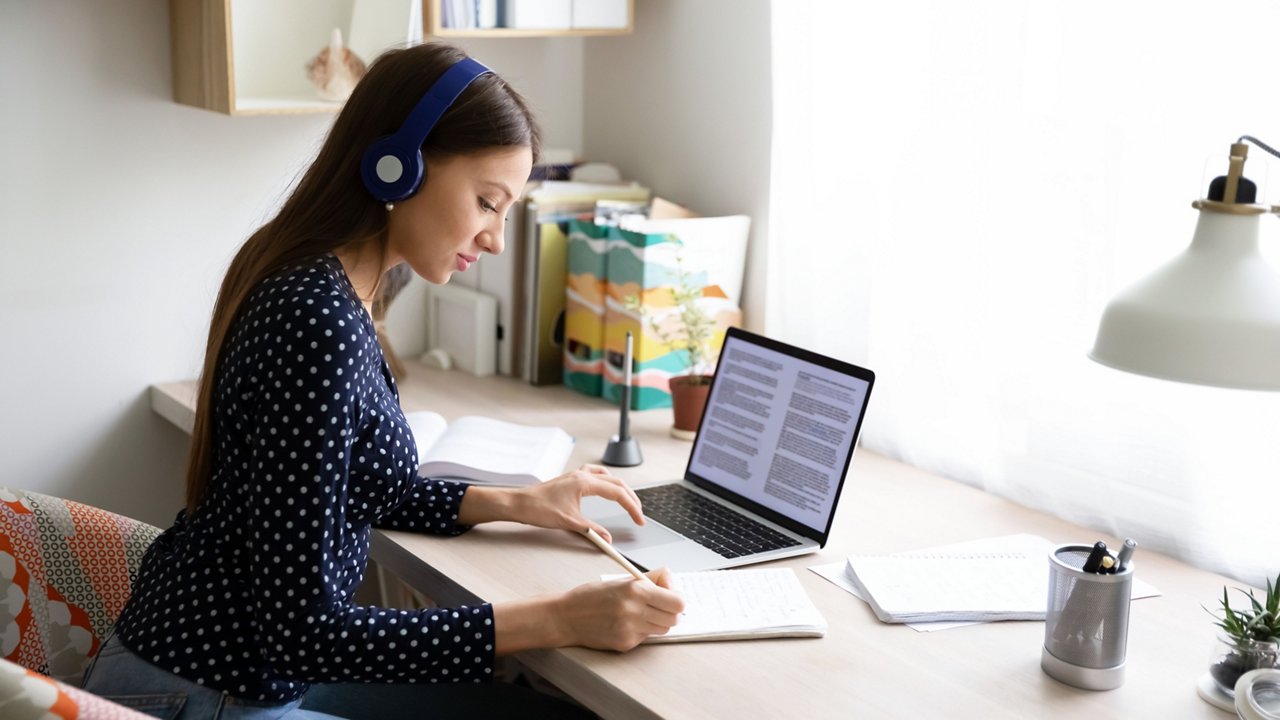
[1042,544,1133,691]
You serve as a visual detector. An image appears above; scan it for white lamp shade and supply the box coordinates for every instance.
[1090,210,1280,390]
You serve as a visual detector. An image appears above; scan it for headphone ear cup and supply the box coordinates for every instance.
[361,137,425,202]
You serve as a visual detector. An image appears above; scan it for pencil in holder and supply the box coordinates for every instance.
[1041,544,1133,691]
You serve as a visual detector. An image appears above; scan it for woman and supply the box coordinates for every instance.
[82,42,683,719]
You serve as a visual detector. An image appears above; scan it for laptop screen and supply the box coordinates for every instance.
[684,328,875,539]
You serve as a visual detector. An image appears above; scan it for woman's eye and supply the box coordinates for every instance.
[479,198,497,213]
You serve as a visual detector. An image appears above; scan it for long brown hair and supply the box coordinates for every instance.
[185,43,541,514]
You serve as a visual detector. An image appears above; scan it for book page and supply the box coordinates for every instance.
[604,568,826,643]
[404,410,448,458]
[420,415,574,485]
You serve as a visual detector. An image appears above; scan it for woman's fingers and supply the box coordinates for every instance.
[578,465,644,517]
[643,621,673,636]
[587,480,645,525]
[642,606,681,629]
[640,571,685,615]
[646,567,674,589]
[588,522,612,544]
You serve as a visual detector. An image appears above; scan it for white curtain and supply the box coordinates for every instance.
[769,0,1280,586]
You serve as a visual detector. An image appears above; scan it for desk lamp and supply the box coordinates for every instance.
[1090,136,1280,389]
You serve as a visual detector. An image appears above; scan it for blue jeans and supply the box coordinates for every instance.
[82,632,596,720]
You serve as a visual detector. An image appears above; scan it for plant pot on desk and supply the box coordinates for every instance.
[1210,632,1280,696]
[669,374,713,440]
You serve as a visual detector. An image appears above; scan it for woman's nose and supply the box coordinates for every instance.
[479,220,505,255]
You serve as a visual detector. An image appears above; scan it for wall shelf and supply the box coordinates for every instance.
[169,0,632,116]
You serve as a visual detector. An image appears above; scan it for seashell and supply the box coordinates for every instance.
[305,28,367,102]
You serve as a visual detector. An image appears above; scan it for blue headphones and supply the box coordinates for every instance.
[360,57,493,202]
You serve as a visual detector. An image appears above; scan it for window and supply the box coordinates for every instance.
[769,0,1280,585]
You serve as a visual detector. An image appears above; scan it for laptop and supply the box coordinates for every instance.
[581,327,875,572]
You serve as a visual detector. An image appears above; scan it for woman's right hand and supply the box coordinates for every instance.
[554,568,685,652]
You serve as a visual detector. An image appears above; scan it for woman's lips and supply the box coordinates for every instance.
[456,254,477,272]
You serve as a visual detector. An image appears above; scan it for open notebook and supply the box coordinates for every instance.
[605,568,827,643]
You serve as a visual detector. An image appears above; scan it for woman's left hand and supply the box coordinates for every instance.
[512,464,643,542]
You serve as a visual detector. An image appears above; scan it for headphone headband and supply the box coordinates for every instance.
[361,56,493,203]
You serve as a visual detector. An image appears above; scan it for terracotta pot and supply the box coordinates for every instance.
[669,374,713,440]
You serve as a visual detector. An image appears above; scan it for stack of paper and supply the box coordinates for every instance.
[844,534,1054,624]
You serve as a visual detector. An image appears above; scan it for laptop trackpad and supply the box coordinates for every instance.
[580,494,730,571]
[580,495,684,550]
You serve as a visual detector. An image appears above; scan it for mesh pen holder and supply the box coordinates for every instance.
[1042,544,1133,691]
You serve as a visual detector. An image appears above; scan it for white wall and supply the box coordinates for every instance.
[581,0,773,332]
[0,0,584,526]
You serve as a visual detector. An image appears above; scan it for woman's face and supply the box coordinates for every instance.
[387,146,533,284]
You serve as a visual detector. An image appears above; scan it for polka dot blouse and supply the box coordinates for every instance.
[116,254,496,702]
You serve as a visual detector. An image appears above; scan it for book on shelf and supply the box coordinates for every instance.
[603,568,827,643]
[521,205,578,385]
[405,410,573,486]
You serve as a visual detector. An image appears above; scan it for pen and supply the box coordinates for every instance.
[584,528,653,585]
[1116,537,1137,572]
[1082,541,1108,573]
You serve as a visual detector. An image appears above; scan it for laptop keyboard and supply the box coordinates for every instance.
[635,484,802,559]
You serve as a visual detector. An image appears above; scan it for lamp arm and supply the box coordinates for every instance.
[1239,135,1280,161]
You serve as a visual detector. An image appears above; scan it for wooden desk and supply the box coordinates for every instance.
[152,365,1236,719]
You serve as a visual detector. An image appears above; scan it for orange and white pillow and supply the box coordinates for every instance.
[0,489,161,684]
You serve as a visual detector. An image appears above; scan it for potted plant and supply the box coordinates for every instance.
[1205,574,1280,695]
[624,244,718,440]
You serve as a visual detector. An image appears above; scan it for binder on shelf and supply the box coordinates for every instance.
[521,181,650,386]
[524,214,573,385]
[564,220,609,396]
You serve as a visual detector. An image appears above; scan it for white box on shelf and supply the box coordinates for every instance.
[505,0,572,29]
[425,284,498,376]
[571,0,627,29]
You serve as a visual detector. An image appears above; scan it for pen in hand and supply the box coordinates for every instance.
[583,528,654,585]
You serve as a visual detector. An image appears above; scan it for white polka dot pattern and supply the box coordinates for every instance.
[115,255,495,702]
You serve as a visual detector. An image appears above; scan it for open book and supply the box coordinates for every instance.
[605,568,827,643]
[405,411,574,486]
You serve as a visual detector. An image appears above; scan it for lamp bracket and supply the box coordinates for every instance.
[1191,199,1273,215]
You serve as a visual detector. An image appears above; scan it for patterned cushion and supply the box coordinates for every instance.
[0,489,161,684]
[0,656,151,719]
